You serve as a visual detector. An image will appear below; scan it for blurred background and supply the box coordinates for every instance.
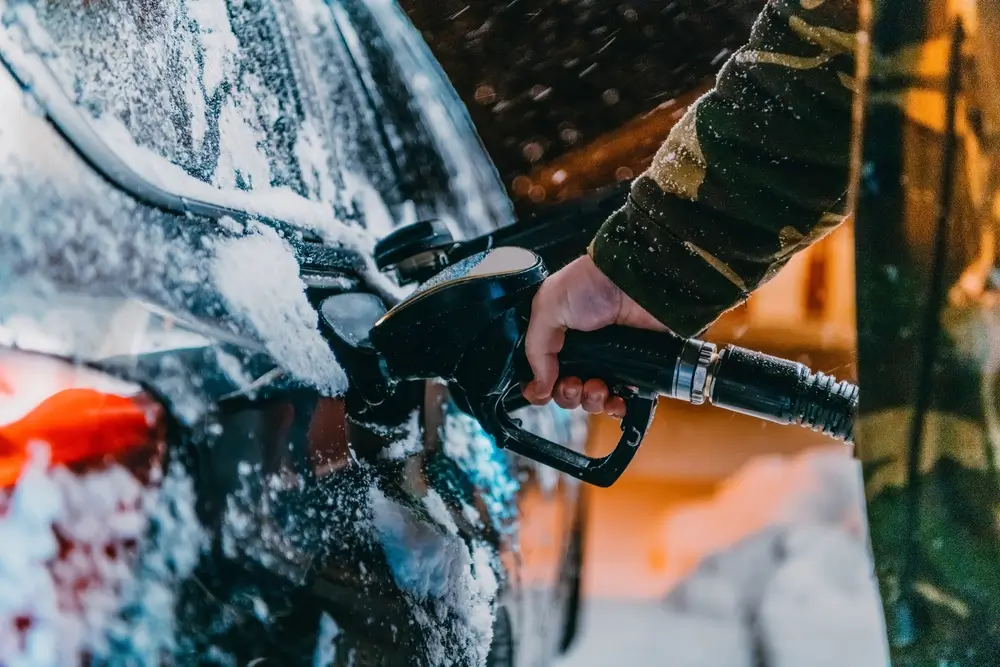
[398,2,861,663]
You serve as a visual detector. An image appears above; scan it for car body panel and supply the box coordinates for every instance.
[0,0,585,664]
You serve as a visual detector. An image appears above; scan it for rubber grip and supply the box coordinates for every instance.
[557,326,686,397]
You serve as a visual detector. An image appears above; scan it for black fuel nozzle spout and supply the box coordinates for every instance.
[352,242,858,487]
[708,346,857,442]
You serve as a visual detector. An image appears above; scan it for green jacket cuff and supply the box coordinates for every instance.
[588,201,748,338]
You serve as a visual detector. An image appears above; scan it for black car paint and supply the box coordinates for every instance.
[0,0,586,665]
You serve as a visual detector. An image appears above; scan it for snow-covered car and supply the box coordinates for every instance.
[0,0,597,664]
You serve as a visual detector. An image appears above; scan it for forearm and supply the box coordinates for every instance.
[590,0,858,337]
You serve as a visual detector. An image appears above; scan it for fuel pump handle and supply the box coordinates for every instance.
[350,245,857,488]
[477,325,857,487]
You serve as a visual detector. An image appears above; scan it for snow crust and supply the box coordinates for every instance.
[0,446,206,667]
[212,226,347,395]
[380,409,424,461]
[661,447,890,667]
[312,612,340,667]
[440,403,519,530]
[370,486,499,666]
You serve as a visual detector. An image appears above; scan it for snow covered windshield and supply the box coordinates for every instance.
[32,0,317,197]
[16,0,387,231]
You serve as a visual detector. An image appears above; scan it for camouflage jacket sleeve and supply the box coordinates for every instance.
[589,0,858,337]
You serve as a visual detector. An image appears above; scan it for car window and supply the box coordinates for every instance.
[25,0,337,203]
[13,0,512,241]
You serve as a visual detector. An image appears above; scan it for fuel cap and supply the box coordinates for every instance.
[374,220,456,284]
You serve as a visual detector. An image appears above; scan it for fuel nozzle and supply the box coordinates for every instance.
[335,244,858,487]
[554,326,857,445]
[707,346,857,442]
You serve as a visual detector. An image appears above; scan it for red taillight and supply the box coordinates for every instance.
[0,349,165,488]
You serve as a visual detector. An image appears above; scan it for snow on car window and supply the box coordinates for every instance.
[27,0,316,199]
[4,0,423,394]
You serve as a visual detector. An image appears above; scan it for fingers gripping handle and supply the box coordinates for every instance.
[495,326,711,487]
[497,326,857,487]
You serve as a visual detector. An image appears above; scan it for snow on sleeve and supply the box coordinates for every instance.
[211,226,347,395]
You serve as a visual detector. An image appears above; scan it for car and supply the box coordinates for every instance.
[0,0,596,664]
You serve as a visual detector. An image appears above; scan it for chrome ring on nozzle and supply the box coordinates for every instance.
[672,339,717,405]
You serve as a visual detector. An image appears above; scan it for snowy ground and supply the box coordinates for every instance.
[559,447,892,667]
[558,598,748,667]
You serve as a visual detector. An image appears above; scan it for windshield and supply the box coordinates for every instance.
[30,0,316,195]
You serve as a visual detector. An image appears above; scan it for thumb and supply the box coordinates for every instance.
[524,289,566,403]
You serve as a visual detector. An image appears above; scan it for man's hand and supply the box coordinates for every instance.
[522,255,667,417]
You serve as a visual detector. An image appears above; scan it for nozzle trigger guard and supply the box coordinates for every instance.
[488,384,658,488]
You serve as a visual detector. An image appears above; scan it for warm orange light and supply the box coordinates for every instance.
[0,350,164,488]
[659,445,861,592]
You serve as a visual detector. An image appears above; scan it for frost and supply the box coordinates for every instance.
[212,227,347,395]
[313,613,339,667]
[251,597,270,623]
[6,2,403,287]
[380,410,424,460]
[370,488,464,601]
[296,117,342,206]
[186,0,239,98]
[461,502,482,527]
[0,446,205,667]
[369,487,498,666]
[214,348,254,391]
[441,404,519,530]
[89,111,357,242]
[214,96,272,191]
[220,464,314,582]
[423,489,459,536]
[100,461,208,663]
